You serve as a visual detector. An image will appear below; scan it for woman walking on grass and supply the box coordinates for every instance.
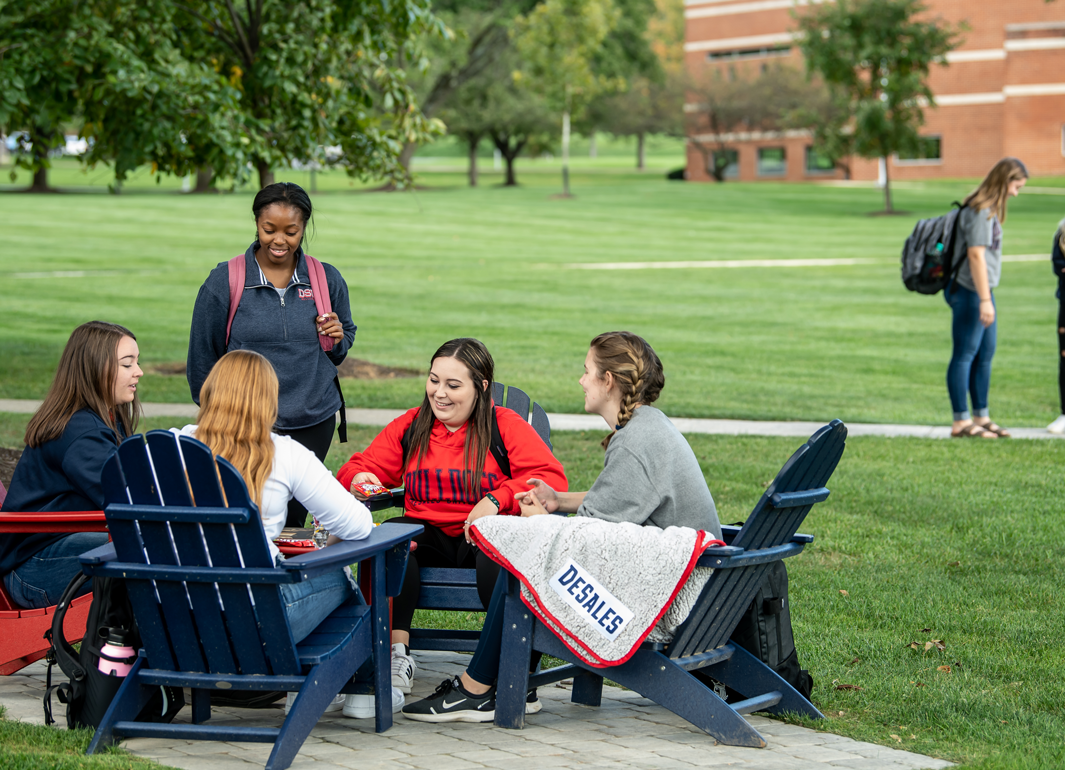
[1046,223,1065,434]
[187,182,357,528]
[947,157,1027,439]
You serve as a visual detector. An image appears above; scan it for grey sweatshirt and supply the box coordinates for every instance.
[577,406,721,537]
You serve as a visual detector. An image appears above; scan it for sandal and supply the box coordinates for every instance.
[951,423,997,439]
[977,422,1011,438]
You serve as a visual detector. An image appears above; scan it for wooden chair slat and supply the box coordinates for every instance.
[167,521,239,674]
[117,437,162,505]
[504,386,531,420]
[492,382,505,406]
[179,436,227,507]
[531,403,553,450]
[146,431,193,507]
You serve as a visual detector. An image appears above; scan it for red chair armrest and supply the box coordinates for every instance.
[0,511,108,533]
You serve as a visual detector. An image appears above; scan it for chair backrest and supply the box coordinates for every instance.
[493,382,552,451]
[100,430,301,676]
[665,420,847,659]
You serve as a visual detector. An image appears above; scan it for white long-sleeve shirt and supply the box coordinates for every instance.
[172,425,373,563]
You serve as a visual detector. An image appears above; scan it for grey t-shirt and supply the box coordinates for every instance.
[576,405,721,537]
[955,206,1003,292]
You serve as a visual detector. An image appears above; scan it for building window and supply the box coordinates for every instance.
[805,147,835,175]
[707,46,791,62]
[757,147,786,177]
[895,136,942,165]
[711,149,739,179]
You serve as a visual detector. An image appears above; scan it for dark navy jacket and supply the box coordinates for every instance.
[1052,230,1065,300]
[187,244,357,431]
[0,409,122,575]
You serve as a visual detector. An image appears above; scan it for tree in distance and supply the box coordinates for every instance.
[514,0,621,197]
[795,0,963,213]
[686,64,824,182]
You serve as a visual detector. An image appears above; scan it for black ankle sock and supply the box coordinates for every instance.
[457,677,492,698]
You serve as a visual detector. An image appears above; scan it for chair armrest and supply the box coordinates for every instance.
[0,511,108,533]
[280,523,423,580]
[365,488,405,513]
[698,541,806,569]
[79,542,117,567]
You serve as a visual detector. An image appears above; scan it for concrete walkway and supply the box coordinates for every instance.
[1,400,1061,440]
[1,653,952,770]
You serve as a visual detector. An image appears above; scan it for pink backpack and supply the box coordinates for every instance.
[225,254,335,352]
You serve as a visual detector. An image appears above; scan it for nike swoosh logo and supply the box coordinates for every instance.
[442,697,466,709]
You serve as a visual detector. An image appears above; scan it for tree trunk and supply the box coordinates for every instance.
[504,155,517,186]
[256,160,275,189]
[194,167,214,193]
[561,109,571,196]
[468,137,479,187]
[399,142,417,175]
[882,156,893,213]
[636,132,646,171]
[30,165,50,192]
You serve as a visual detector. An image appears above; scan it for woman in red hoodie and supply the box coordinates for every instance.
[336,338,567,695]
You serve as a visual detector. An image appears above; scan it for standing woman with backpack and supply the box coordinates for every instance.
[946,157,1027,438]
[187,182,357,527]
[1,321,142,609]
[336,338,567,697]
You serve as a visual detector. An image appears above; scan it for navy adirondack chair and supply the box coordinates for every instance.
[79,431,422,770]
[365,382,553,652]
[494,419,847,748]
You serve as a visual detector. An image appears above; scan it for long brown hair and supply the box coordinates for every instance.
[964,157,1028,224]
[195,351,277,509]
[404,339,495,500]
[589,331,665,449]
[25,321,141,447]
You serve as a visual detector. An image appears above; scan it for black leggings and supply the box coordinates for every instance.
[1058,301,1065,414]
[276,415,336,529]
[382,517,501,634]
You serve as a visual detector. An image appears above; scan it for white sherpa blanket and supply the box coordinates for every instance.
[470,515,720,667]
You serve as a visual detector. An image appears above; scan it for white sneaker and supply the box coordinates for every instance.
[342,688,405,719]
[1048,415,1065,434]
[391,643,417,694]
[284,692,345,715]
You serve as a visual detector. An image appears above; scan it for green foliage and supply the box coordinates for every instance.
[795,0,964,208]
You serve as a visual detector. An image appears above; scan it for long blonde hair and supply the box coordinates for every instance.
[195,351,277,509]
[964,157,1028,224]
[589,331,665,450]
[26,321,141,447]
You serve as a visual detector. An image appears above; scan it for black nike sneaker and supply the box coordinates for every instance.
[402,677,495,723]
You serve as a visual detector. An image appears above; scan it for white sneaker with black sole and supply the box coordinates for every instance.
[342,687,405,719]
[284,692,345,715]
[392,643,417,694]
[402,677,495,723]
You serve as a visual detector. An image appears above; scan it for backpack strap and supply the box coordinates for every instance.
[225,255,246,348]
[400,407,510,484]
[43,572,90,726]
[304,254,335,353]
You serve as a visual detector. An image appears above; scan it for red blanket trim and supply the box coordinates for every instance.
[470,526,719,668]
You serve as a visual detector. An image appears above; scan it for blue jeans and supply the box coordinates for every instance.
[279,567,356,645]
[3,532,110,609]
[945,283,996,421]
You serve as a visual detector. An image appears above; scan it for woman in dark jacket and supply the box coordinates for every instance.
[186,182,357,526]
[0,321,142,609]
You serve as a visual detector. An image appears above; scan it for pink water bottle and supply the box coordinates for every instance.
[98,627,135,677]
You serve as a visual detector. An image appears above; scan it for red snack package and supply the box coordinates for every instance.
[352,482,390,497]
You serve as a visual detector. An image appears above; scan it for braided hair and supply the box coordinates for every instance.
[588,331,665,449]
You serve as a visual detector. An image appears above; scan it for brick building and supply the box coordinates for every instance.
[684,0,1065,182]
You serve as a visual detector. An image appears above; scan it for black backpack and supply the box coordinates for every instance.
[43,573,184,730]
[901,202,965,294]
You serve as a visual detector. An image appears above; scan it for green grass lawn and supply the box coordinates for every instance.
[2,412,1061,769]
[4,158,1065,427]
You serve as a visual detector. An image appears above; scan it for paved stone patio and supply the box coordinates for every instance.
[1,651,952,770]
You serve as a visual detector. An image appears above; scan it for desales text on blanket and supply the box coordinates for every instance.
[550,560,634,641]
